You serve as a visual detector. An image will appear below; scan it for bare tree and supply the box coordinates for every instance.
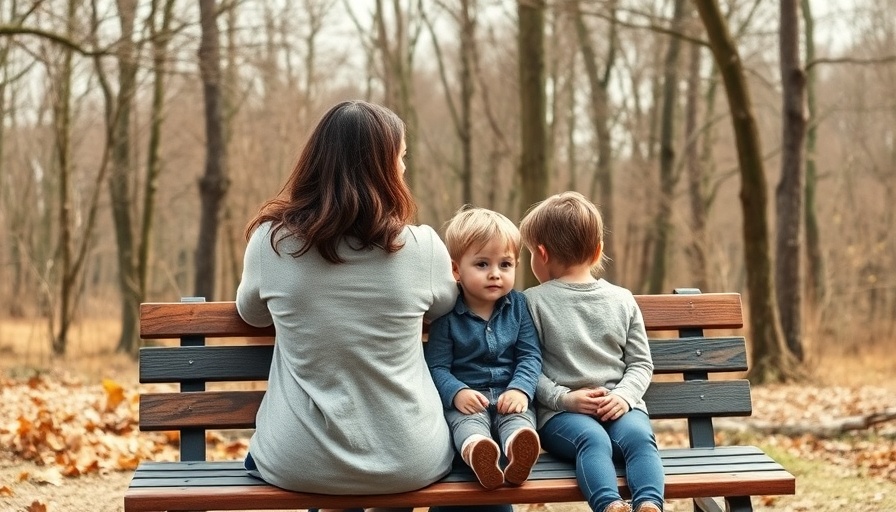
[647,0,687,294]
[801,0,824,309]
[195,0,229,300]
[571,0,618,282]
[683,10,708,291]
[424,0,477,205]
[692,0,800,383]
[776,0,807,361]
[518,0,547,288]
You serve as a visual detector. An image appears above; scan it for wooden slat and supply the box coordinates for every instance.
[635,293,743,330]
[649,337,747,373]
[139,380,751,431]
[139,293,742,341]
[140,391,263,431]
[140,302,275,339]
[125,445,794,511]
[140,345,274,383]
[137,336,746,385]
[643,380,752,418]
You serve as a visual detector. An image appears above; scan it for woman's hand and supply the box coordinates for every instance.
[497,389,529,414]
[453,389,489,414]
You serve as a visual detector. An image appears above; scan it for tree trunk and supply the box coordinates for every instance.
[518,0,547,288]
[139,0,177,310]
[194,0,229,300]
[684,14,708,292]
[424,0,475,205]
[50,0,76,355]
[109,0,141,354]
[572,0,617,281]
[801,0,824,309]
[692,0,798,383]
[648,0,686,294]
[374,0,419,192]
[776,0,807,362]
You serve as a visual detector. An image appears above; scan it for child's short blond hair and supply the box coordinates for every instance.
[443,206,521,261]
[520,191,606,271]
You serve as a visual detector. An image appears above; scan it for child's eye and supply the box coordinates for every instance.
[500,261,515,269]
[475,261,489,268]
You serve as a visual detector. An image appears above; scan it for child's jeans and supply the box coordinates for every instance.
[445,387,537,454]
[539,409,664,512]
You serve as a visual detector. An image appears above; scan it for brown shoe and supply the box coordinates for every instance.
[503,427,540,485]
[604,501,632,512]
[461,438,504,490]
[635,503,661,512]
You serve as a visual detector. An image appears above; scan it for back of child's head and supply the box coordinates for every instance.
[520,191,606,271]
[443,206,521,262]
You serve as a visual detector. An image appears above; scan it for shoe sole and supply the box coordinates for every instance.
[469,440,504,490]
[504,428,540,485]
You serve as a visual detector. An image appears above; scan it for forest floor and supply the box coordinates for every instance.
[1,319,895,512]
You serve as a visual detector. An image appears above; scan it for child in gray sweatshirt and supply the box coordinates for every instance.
[520,192,664,512]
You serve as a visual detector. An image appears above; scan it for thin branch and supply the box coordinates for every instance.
[0,25,108,56]
[807,55,896,70]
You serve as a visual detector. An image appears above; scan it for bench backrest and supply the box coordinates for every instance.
[138,290,747,461]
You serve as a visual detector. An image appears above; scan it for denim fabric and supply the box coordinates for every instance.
[445,398,536,453]
[539,410,664,512]
[424,289,542,410]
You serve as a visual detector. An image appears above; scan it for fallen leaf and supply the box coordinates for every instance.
[25,500,47,512]
[102,379,126,411]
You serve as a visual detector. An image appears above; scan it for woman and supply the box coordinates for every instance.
[236,100,458,494]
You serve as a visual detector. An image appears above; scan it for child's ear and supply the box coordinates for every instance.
[537,244,549,263]
[451,260,461,282]
[591,243,603,265]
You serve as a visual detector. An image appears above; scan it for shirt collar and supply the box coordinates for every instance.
[453,290,512,316]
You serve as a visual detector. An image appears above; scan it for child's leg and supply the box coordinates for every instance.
[539,413,622,512]
[605,410,664,511]
[496,409,539,485]
[446,408,504,489]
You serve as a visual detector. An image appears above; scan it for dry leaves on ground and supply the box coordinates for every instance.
[1,373,894,492]
[0,373,248,490]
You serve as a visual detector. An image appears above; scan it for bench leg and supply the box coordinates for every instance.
[723,496,753,512]
[692,496,753,512]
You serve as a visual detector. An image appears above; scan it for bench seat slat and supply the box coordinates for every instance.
[125,454,794,511]
[138,337,747,384]
[138,380,751,431]
[129,448,790,486]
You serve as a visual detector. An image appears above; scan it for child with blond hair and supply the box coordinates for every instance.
[424,206,542,490]
[520,192,664,512]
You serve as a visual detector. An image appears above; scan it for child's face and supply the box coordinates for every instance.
[453,239,517,311]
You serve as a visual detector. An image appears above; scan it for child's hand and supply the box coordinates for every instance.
[497,389,529,414]
[595,392,630,422]
[454,389,489,414]
[561,387,608,414]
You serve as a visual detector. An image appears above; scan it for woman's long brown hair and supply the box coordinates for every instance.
[246,100,416,263]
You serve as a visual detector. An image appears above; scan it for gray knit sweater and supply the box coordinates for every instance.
[236,222,458,494]
[523,279,653,430]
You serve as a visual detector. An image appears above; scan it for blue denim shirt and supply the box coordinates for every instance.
[424,289,542,410]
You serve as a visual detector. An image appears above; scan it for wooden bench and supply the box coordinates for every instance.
[125,290,795,512]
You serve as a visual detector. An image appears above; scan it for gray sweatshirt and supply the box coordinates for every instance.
[236,222,458,494]
[523,279,653,429]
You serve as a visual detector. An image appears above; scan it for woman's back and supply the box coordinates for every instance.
[237,222,458,494]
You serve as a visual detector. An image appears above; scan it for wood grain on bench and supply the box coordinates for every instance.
[126,292,795,512]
